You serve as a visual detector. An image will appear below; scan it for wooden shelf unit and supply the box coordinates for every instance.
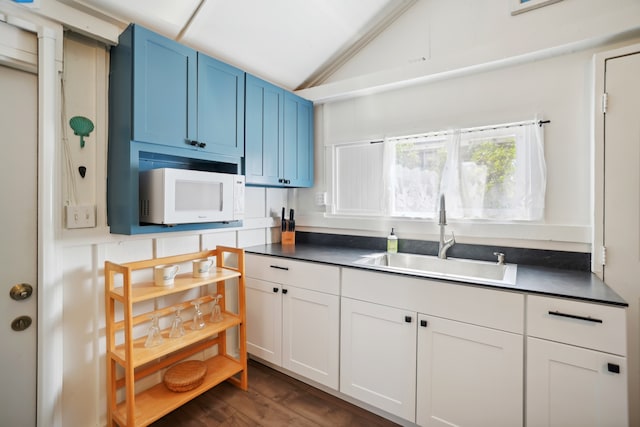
[104,247,248,427]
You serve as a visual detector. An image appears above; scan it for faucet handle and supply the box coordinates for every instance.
[493,252,505,265]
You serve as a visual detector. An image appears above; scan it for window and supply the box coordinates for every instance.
[332,120,546,221]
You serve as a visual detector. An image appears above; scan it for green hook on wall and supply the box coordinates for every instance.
[69,116,94,148]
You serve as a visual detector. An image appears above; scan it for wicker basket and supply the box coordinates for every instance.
[163,360,208,392]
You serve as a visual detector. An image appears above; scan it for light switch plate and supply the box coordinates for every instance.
[65,205,96,229]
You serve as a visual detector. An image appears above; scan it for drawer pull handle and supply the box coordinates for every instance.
[269,265,289,271]
[548,310,603,323]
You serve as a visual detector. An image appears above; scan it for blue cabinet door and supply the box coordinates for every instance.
[245,74,284,186]
[283,92,314,187]
[197,54,245,157]
[132,25,197,148]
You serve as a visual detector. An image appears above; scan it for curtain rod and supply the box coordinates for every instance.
[376,119,551,143]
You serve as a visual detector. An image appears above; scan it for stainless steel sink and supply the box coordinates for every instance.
[353,252,517,286]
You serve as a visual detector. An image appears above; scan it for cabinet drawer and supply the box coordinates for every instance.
[342,268,524,334]
[527,295,626,355]
[245,254,340,295]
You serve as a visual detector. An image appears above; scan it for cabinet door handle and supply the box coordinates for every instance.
[269,265,289,271]
[608,363,620,374]
[548,310,603,324]
[404,315,412,323]
[272,287,279,293]
[420,319,428,327]
[282,289,288,295]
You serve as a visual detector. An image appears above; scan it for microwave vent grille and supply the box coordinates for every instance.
[140,199,150,219]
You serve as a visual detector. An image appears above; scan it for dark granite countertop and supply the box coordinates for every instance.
[244,243,627,307]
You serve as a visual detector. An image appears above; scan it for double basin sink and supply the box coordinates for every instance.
[354,252,517,286]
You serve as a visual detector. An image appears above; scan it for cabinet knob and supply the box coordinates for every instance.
[420,319,428,327]
[282,289,288,295]
[404,315,412,323]
[608,363,620,374]
[273,287,279,293]
[198,142,206,148]
[186,139,198,147]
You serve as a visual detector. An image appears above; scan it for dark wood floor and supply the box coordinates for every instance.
[150,359,400,427]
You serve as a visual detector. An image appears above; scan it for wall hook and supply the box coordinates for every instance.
[69,116,95,148]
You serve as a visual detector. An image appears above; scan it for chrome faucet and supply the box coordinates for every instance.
[438,194,455,259]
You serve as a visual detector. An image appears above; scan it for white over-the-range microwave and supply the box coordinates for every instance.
[139,168,244,225]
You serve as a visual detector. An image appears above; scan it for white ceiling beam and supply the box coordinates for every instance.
[296,25,640,104]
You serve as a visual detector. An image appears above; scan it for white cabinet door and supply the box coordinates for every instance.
[527,337,628,427]
[246,277,282,365]
[416,315,523,427]
[282,286,340,389]
[340,297,417,422]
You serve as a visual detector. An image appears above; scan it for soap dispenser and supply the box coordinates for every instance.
[387,228,398,253]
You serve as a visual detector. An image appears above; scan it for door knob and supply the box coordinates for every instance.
[11,315,32,331]
[9,283,33,301]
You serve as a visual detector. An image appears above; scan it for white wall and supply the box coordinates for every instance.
[294,0,640,252]
[58,34,288,426]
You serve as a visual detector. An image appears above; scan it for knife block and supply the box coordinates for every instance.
[281,231,295,246]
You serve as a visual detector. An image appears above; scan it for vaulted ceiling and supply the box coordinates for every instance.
[60,0,416,91]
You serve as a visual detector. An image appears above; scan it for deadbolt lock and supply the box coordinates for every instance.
[11,315,32,331]
[9,283,33,301]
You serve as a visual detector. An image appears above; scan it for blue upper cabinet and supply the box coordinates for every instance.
[245,74,284,186]
[197,54,245,157]
[107,24,244,234]
[283,91,314,187]
[132,25,197,148]
[119,24,244,159]
[245,74,314,187]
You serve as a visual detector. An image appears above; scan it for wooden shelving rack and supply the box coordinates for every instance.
[104,246,248,427]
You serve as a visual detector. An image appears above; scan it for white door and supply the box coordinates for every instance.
[245,277,282,365]
[0,64,38,426]
[603,50,640,426]
[527,337,627,427]
[416,314,523,427]
[340,297,417,422]
[282,285,339,389]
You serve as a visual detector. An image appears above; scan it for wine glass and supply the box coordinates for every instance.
[210,294,223,323]
[191,300,205,330]
[144,314,164,347]
[169,307,185,338]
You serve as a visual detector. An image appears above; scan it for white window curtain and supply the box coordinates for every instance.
[386,119,546,221]
[332,119,546,221]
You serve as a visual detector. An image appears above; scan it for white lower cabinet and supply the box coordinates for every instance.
[416,314,523,427]
[246,277,282,364]
[246,258,628,427]
[526,295,628,427]
[245,255,340,389]
[340,297,417,421]
[527,337,627,427]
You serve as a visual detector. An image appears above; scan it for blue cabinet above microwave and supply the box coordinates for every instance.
[107,24,244,234]
[112,24,245,161]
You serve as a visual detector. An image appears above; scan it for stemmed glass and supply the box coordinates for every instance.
[144,314,164,347]
[169,307,185,338]
[191,300,205,330]
[210,294,223,323]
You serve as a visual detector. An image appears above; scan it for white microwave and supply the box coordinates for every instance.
[139,168,244,225]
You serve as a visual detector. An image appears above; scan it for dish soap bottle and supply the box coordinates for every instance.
[387,228,398,253]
